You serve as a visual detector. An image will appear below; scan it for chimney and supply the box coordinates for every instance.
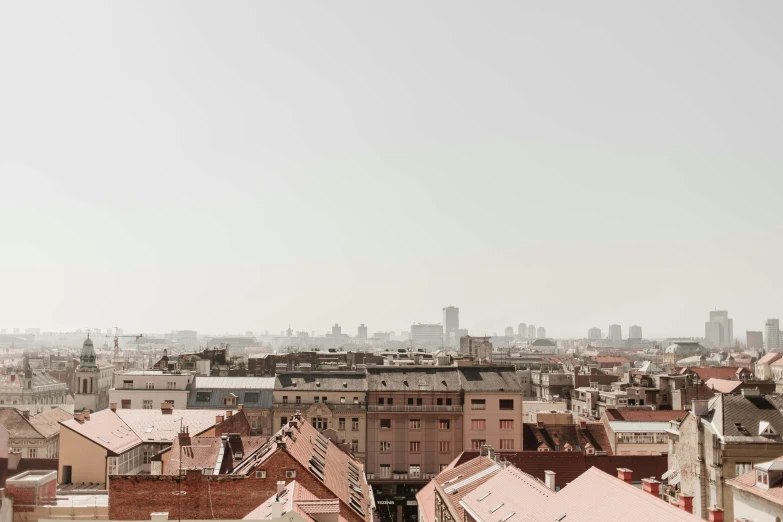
[226,410,232,418]
[178,428,191,447]
[544,470,556,491]
[678,495,693,514]
[110,403,117,412]
[150,513,169,522]
[578,419,586,429]
[83,409,90,420]
[216,414,224,424]
[616,468,633,484]
[537,419,545,428]
[238,404,244,411]
[692,400,709,416]
[271,495,284,519]
[708,507,723,522]
[22,409,29,419]
[74,412,84,422]
[641,478,660,498]
[161,403,173,414]
[277,480,286,496]
[741,388,760,397]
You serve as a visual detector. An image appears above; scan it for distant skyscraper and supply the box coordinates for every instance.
[331,324,342,336]
[705,311,733,348]
[766,319,781,350]
[442,306,459,348]
[518,323,527,337]
[628,325,643,340]
[608,325,622,341]
[588,327,602,340]
[411,323,443,350]
[536,327,546,338]
[747,330,764,350]
[527,325,536,338]
[358,324,367,339]
[504,326,514,337]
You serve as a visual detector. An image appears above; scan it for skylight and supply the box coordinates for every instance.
[490,503,504,513]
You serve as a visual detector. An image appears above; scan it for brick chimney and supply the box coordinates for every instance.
[641,478,660,498]
[110,403,117,412]
[216,414,224,424]
[238,404,244,411]
[74,412,84,423]
[617,468,633,484]
[178,428,191,447]
[578,419,586,429]
[161,403,173,414]
[708,507,723,522]
[678,495,693,514]
[226,410,232,418]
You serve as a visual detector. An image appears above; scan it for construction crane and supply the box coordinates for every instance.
[112,327,143,367]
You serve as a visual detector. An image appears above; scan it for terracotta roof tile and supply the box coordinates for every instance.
[0,408,44,439]
[727,456,783,507]
[29,408,72,438]
[459,466,553,521]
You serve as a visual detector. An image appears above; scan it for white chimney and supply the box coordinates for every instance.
[277,480,286,495]
[692,400,709,416]
[150,513,169,522]
[271,496,284,519]
[545,470,556,491]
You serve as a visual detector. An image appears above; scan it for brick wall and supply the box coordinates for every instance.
[109,447,365,522]
[212,411,251,437]
[7,478,56,511]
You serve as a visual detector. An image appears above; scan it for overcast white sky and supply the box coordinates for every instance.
[1,2,781,339]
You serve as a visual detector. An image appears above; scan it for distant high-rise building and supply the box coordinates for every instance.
[518,323,527,337]
[442,306,459,348]
[628,325,643,340]
[536,327,546,338]
[588,327,602,340]
[358,324,367,339]
[527,325,536,338]
[747,331,764,350]
[766,319,781,350]
[411,323,443,350]
[331,324,342,336]
[504,326,514,337]
[608,325,622,341]
[705,310,733,348]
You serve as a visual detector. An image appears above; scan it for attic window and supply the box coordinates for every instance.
[403,380,409,387]
[760,421,777,437]
[478,492,491,501]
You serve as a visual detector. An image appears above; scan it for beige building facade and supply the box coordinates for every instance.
[459,367,523,452]
[108,370,194,410]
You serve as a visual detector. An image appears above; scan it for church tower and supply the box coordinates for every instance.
[74,334,100,412]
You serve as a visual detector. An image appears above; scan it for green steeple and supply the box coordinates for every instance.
[77,334,98,371]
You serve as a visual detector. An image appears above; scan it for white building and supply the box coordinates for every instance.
[537,326,546,339]
[608,324,622,341]
[588,327,602,340]
[411,323,443,350]
[728,457,783,522]
[766,319,781,351]
[108,370,194,410]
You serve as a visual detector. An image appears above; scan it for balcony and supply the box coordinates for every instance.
[368,405,463,413]
[367,472,433,482]
[273,402,367,410]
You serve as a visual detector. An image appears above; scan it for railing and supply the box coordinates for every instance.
[368,473,431,482]
[368,405,463,412]
[273,402,367,410]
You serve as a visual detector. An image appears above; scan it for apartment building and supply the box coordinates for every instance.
[187,375,275,435]
[366,367,463,521]
[108,369,194,410]
[273,371,368,462]
[0,407,71,459]
[459,367,523,452]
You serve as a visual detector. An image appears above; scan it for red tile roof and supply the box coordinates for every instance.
[727,457,783,507]
[432,456,502,522]
[705,378,743,394]
[604,409,687,422]
[243,480,346,522]
[585,455,669,483]
[456,451,587,487]
[162,435,269,475]
[759,352,783,365]
[682,366,751,381]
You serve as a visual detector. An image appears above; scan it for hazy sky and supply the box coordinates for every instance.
[1,2,782,339]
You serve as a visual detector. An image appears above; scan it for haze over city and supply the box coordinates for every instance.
[2,2,782,338]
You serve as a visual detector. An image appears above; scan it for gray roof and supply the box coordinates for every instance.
[366,367,462,391]
[193,376,275,390]
[458,367,522,392]
[706,393,783,442]
[531,339,556,347]
[274,372,367,392]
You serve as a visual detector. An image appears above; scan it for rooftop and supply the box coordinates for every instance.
[457,367,522,392]
[274,372,367,392]
[366,367,461,392]
[605,409,686,422]
[194,376,275,390]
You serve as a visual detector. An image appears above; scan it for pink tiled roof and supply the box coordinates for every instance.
[605,409,687,422]
[459,466,552,522]
[29,408,72,438]
[727,457,783,507]
[705,378,743,394]
[433,456,503,522]
[758,352,782,365]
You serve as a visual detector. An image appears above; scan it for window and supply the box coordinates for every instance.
[378,398,384,405]
[339,418,346,430]
[123,380,133,389]
[439,441,450,452]
[499,399,514,410]
[352,418,359,430]
[322,397,327,403]
[281,416,288,427]
[417,398,423,406]
[736,462,753,475]
[410,441,420,452]
[143,400,153,409]
[446,398,452,406]
[437,398,443,405]
[296,396,301,404]
[500,420,514,430]
[439,419,450,430]
[472,419,486,430]
[121,399,131,409]
[380,441,391,452]
[410,464,420,477]
[312,417,327,430]
[143,451,150,464]
[167,381,176,390]
[29,448,36,458]
[223,396,236,406]
[500,439,514,450]
[471,399,486,410]
[146,382,154,389]
[410,419,421,430]
[202,468,213,475]
[380,419,391,429]
[341,397,346,403]
[472,439,486,450]
[354,397,359,404]
[440,464,448,471]
[314,396,320,403]
[251,419,258,429]
[408,398,414,405]
[245,392,259,403]
[380,464,391,478]
[196,392,211,402]
[351,439,358,452]
[388,398,393,405]
[282,396,288,404]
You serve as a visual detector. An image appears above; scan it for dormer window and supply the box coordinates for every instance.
[760,421,777,437]
[757,471,770,488]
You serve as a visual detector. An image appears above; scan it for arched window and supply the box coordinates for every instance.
[82,379,88,394]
